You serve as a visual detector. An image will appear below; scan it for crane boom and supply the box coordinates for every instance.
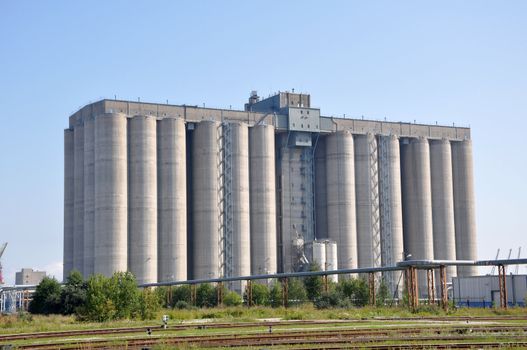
[0,243,7,258]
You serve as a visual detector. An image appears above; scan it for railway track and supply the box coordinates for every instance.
[1,315,525,342]
[5,323,527,349]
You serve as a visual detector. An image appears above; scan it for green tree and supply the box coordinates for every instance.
[61,270,87,315]
[28,276,62,314]
[336,277,369,307]
[244,283,269,306]
[138,288,161,320]
[82,274,116,321]
[303,263,324,301]
[196,284,217,307]
[269,282,283,307]
[287,278,307,306]
[108,271,140,319]
[376,279,390,306]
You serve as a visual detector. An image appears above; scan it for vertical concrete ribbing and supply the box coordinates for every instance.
[83,116,95,277]
[63,129,75,280]
[73,124,84,275]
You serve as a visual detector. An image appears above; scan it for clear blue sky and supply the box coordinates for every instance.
[1,1,526,284]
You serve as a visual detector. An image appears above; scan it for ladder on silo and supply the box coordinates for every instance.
[216,123,225,279]
[378,136,393,288]
[369,134,381,270]
[221,123,234,280]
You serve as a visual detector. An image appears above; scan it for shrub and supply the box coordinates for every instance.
[196,284,217,307]
[287,278,307,305]
[138,288,161,320]
[174,300,191,309]
[246,283,269,306]
[376,279,390,306]
[269,282,283,307]
[303,263,324,301]
[172,285,192,306]
[61,271,87,315]
[79,272,140,321]
[28,276,62,315]
[336,277,369,307]
[223,291,242,306]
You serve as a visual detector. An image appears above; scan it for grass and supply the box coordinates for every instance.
[1,305,526,335]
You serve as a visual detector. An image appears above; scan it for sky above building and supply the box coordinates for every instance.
[0,1,526,284]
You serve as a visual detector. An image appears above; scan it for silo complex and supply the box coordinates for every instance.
[64,91,478,297]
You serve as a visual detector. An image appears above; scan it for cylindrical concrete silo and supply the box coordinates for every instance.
[378,135,404,297]
[63,129,75,280]
[314,137,328,239]
[83,116,95,277]
[157,117,187,282]
[128,115,158,284]
[94,113,128,276]
[354,133,381,269]
[224,122,250,290]
[192,120,222,279]
[401,137,434,296]
[326,130,358,271]
[73,123,85,276]
[430,139,457,282]
[451,139,477,277]
[325,241,338,283]
[249,124,277,276]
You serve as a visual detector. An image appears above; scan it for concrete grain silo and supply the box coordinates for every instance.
[128,115,158,284]
[192,120,222,279]
[63,129,74,278]
[354,133,381,270]
[326,130,358,271]
[249,124,277,276]
[378,135,404,296]
[451,139,478,277]
[314,137,328,239]
[94,113,128,277]
[224,122,250,290]
[401,137,434,294]
[64,92,478,289]
[73,124,85,275]
[157,117,187,282]
[430,139,457,282]
[83,116,95,277]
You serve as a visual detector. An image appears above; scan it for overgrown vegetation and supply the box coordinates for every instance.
[28,271,523,324]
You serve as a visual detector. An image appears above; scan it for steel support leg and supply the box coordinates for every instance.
[427,269,435,305]
[323,275,329,293]
[282,278,289,308]
[191,284,197,306]
[369,272,376,306]
[439,265,448,311]
[217,282,223,306]
[246,280,252,307]
[498,265,507,309]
